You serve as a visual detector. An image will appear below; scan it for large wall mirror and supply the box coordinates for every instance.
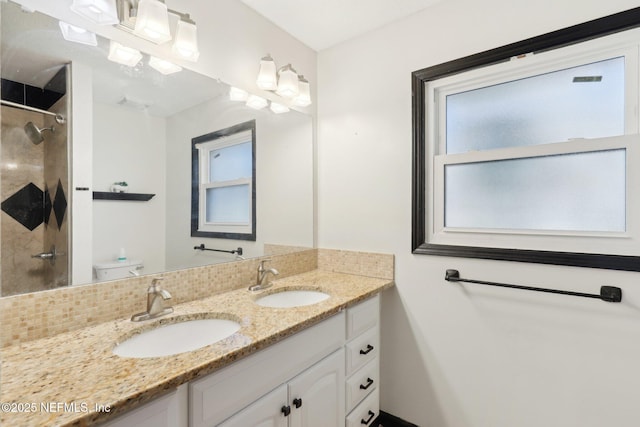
[0,1,314,296]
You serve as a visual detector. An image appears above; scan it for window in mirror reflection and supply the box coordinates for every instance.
[192,120,256,240]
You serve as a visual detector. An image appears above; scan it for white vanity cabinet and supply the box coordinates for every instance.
[219,349,345,427]
[100,384,188,427]
[344,295,380,426]
[190,312,346,427]
[101,294,381,427]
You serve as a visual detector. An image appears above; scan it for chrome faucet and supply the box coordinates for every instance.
[131,278,174,321]
[249,259,279,291]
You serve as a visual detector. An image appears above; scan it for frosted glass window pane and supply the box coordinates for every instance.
[446,57,625,154]
[209,142,252,182]
[444,149,625,232]
[206,185,250,223]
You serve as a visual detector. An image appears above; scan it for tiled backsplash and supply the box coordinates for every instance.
[317,248,394,280]
[0,248,393,347]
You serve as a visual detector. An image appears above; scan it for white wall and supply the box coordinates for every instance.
[70,62,93,284]
[317,0,640,426]
[92,103,166,277]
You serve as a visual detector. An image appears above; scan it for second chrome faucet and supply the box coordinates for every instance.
[248,259,279,291]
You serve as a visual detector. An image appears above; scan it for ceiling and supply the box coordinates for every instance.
[240,0,445,51]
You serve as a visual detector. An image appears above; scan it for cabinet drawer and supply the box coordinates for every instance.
[345,326,378,375]
[346,295,379,341]
[346,388,379,427]
[346,358,379,413]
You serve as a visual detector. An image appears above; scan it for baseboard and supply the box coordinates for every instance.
[374,410,419,427]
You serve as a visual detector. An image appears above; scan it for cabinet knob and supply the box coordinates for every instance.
[281,405,291,416]
[293,397,302,408]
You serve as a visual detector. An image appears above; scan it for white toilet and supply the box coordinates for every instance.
[93,260,144,281]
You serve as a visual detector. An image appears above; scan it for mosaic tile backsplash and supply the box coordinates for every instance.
[0,248,393,347]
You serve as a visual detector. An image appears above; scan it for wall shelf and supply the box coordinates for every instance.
[93,192,155,201]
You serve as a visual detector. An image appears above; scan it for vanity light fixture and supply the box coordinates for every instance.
[149,56,182,74]
[256,54,278,90]
[114,0,199,61]
[107,40,143,66]
[58,21,98,46]
[275,64,299,98]
[246,95,268,110]
[256,55,312,106]
[133,0,172,43]
[228,88,292,114]
[269,102,290,114]
[172,19,200,61]
[70,0,119,25]
[293,75,312,107]
[229,87,249,101]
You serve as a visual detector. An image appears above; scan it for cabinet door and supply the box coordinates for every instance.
[288,349,345,427]
[101,385,187,427]
[217,384,288,427]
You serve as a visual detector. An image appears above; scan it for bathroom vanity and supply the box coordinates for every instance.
[0,269,392,427]
[103,295,380,427]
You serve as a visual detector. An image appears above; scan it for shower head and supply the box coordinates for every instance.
[24,122,55,145]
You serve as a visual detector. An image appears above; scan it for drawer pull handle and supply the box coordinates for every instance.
[281,405,291,416]
[360,344,374,355]
[293,398,302,408]
[361,410,375,425]
[359,377,374,390]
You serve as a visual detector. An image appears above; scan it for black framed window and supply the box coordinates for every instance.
[192,120,256,241]
[412,7,640,271]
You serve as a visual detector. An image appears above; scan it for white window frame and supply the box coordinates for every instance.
[196,130,253,234]
[432,136,639,255]
[191,121,256,241]
[422,27,640,259]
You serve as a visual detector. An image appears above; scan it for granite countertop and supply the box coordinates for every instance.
[0,270,393,427]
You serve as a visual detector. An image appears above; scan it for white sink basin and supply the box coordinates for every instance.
[113,318,241,358]
[255,290,330,308]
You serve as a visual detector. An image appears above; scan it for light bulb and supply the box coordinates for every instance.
[276,64,299,98]
[256,55,277,91]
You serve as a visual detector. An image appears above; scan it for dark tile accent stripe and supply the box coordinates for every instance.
[1,72,65,111]
[1,183,44,231]
[53,179,67,230]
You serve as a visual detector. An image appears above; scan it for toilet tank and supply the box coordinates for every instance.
[93,260,144,281]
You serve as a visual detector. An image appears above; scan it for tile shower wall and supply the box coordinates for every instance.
[0,71,69,297]
[0,106,69,295]
[0,248,394,347]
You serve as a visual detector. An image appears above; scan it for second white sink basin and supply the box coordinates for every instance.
[255,290,330,308]
[113,318,241,358]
